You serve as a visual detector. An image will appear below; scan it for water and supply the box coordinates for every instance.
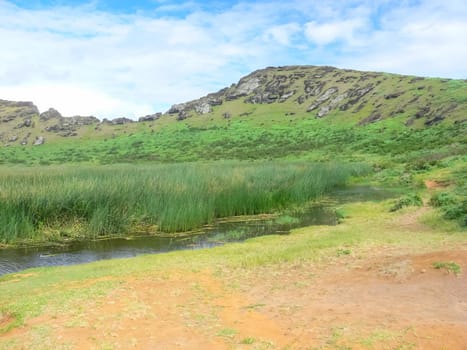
[0,186,399,276]
[0,205,338,276]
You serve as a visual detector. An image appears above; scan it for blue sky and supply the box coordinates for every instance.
[0,0,466,119]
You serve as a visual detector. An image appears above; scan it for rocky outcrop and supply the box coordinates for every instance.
[1,65,464,139]
[40,108,62,121]
[15,119,32,128]
[109,117,132,125]
[0,99,39,122]
[44,112,100,137]
[138,113,162,122]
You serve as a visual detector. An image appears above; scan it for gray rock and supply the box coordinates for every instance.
[297,95,306,104]
[69,116,99,125]
[236,77,261,95]
[8,135,18,142]
[33,136,45,145]
[177,111,188,121]
[138,113,162,122]
[307,103,319,112]
[0,99,39,121]
[168,103,186,114]
[425,115,445,126]
[304,80,324,96]
[40,108,62,121]
[14,118,32,129]
[384,91,404,99]
[195,101,211,114]
[111,117,133,125]
[316,87,338,103]
[208,98,223,106]
[359,113,382,125]
[279,90,295,102]
[20,133,31,145]
[317,106,331,118]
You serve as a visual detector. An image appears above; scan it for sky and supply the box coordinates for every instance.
[0,0,466,119]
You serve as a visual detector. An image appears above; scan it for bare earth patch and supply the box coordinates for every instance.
[1,247,466,349]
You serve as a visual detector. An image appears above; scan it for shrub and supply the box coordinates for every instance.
[389,193,423,212]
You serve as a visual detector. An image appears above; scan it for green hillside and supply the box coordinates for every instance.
[0,65,466,165]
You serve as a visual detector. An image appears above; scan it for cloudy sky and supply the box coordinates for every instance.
[0,0,466,119]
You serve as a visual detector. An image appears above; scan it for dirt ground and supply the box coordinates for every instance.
[2,245,466,349]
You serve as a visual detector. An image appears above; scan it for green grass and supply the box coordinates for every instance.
[0,161,369,244]
[432,261,462,275]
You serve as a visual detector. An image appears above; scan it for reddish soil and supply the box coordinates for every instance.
[0,314,14,331]
[2,247,466,349]
[424,180,450,189]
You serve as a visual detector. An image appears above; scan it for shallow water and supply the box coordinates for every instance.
[0,186,399,276]
[0,205,337,276]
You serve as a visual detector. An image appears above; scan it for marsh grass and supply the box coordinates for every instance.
[0,161,369,243]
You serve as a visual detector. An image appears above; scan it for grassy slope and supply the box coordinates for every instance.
[1,66,466,165]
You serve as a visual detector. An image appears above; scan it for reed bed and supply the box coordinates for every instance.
[0,161,370,243]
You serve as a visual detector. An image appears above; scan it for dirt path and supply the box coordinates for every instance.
[2,247,466,349]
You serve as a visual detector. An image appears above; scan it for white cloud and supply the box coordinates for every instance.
[304,19,367,46]
[264,23,302,46]
[0,0,465,119]
[0,84,154,118]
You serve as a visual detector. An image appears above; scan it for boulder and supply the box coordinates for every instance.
[33,136,45,145]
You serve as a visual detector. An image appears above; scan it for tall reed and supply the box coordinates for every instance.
[0,161,370,243]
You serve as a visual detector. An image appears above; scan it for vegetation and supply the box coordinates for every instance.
[0,161,369,244]
[389,193,423,212]
[432,261,462,275]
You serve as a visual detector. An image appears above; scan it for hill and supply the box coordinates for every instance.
[0,65,466,165]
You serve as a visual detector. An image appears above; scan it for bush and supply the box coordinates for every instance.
[389,193,423,212]
[430,192,467,227]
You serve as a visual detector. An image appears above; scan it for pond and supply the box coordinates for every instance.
[0,186,398,276]
[0,205,338,276]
